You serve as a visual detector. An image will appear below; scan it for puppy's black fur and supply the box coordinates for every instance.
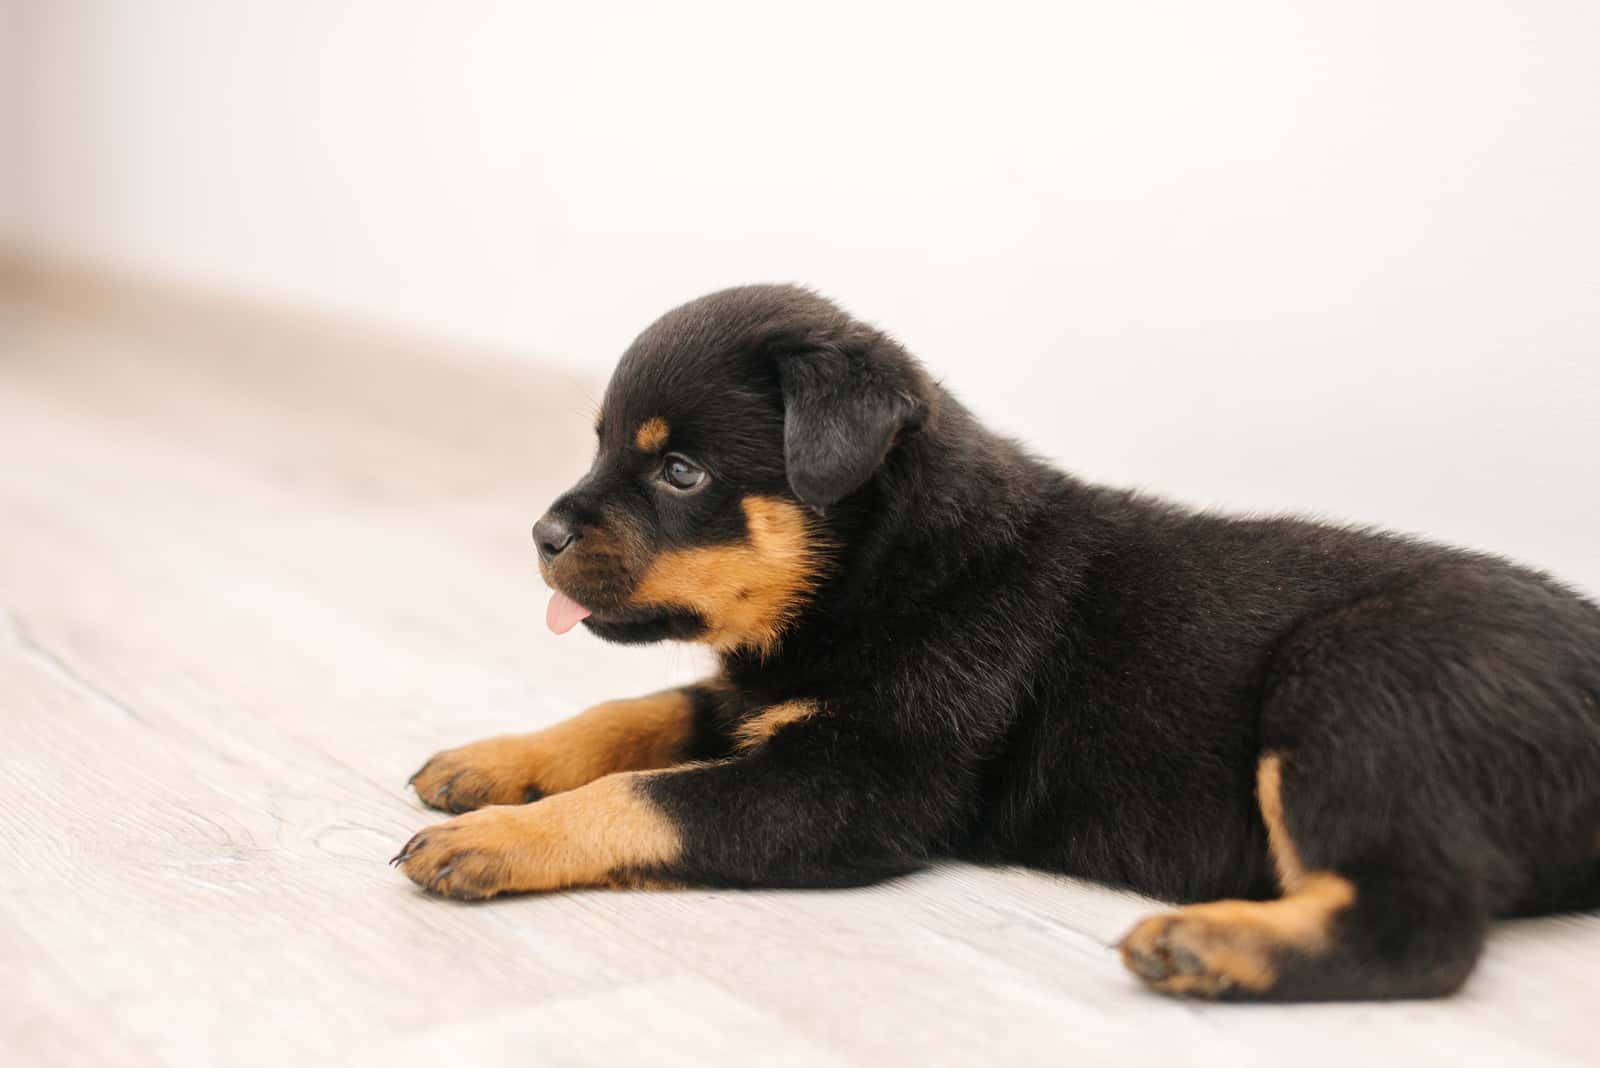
[402,285,1600,1002]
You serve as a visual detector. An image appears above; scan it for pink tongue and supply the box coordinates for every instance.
[546,590,593,635]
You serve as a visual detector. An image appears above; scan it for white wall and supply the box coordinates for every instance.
[8,1,1599,588]
[0,0,21,240]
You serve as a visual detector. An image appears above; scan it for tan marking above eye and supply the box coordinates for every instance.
[634,417,670,453]
[630,495,830,655]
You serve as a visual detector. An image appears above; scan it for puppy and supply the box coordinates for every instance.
[397,285,1600,1001]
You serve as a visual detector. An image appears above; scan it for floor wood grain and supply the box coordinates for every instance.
[2,263,1596,1067]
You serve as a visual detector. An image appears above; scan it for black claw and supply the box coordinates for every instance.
[522,785,544,804]
[391,833,427,867]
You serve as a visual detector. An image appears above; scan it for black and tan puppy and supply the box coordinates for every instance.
[396,286,1600,1001]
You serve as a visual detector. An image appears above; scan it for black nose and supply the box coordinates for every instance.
[532,513,578,563]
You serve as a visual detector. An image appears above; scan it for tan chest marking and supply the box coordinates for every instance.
[732,699,820,751]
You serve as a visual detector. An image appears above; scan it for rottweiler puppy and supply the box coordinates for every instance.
[396,285,1600,1001]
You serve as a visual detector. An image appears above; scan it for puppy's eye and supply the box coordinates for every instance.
[660,453,708,493]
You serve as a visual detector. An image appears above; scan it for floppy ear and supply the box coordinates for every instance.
[774,327,926,510]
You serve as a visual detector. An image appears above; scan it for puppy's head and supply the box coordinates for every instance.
[534,285,928,654]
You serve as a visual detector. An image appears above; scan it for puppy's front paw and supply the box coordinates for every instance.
[392,773,682,900]
[409,737,544,813]
[391,805,533,900]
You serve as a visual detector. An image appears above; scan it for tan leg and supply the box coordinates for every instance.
[1118,752,1357,998]
[409,685,705,813]
[394,770,682,899]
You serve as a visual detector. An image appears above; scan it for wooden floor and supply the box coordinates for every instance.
[2,263,1596,1068]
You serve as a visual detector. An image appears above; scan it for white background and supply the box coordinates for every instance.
[5,1,1597,589]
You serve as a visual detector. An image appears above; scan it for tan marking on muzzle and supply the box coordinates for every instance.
[631,495,827,654]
